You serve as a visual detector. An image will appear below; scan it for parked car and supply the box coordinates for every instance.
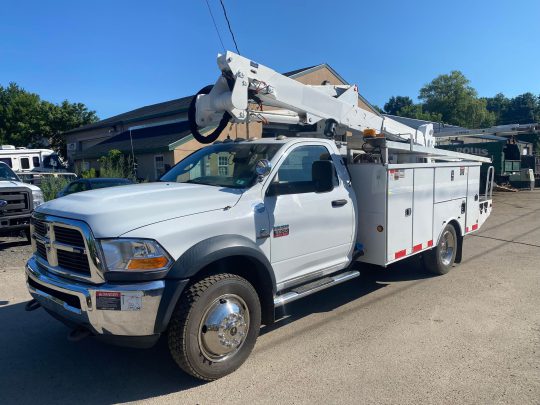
[56,178,133,198]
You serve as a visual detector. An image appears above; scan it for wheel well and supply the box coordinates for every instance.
[191,255,275,325]
[446,220,463,263]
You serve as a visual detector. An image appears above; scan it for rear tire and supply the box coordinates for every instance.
[424,224,457,275]
[168,273,261,381]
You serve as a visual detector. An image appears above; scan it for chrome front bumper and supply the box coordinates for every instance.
[25,256,165,337]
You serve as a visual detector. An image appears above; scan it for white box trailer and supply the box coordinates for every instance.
[350,161,492,267]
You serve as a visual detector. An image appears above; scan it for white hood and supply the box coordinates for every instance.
[0,180,40,191]
[37,182,243,237]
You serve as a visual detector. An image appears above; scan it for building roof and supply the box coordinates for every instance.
[66,63,377,135]
[74,121,192,160]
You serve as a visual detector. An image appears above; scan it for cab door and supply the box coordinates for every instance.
[264,144,354,286]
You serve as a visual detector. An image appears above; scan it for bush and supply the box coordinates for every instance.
[40,176,70,201]
[98,150,135,180]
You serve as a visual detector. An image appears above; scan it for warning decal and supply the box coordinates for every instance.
[96,291,143,311]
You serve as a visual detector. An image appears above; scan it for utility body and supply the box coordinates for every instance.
[25,52,493,381]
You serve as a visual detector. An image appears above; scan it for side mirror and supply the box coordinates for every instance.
[312,160,335,193]
[255,159,272,181]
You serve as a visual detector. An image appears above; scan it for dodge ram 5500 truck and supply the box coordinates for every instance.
[25,51,493,381]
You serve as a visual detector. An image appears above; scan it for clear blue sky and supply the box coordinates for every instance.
[1,0,539,119]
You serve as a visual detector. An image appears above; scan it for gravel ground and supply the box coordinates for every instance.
[0,191,539,404]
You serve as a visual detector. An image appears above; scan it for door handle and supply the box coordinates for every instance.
[332,199,348,207]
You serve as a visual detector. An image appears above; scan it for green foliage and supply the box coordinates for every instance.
[397,104,442,122]
[382,71,540,129]
[419,71,495,128]
[81,167,97,178]
[384,96,413,116]
[39,176,71,201]
[0,82,98,158]
[98,149,134,179]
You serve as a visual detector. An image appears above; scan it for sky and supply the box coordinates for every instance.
[1,0,539,119]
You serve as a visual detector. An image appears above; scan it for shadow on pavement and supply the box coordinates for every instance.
[0,255,430,404]
[0,239,30,251]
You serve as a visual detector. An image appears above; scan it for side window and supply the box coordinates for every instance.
[21,157,30,170]
[271,145,337,195]
[0,158,12,167]
[33,156,40,167]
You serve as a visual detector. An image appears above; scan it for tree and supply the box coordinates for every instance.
[0,82,98,158]
[504,93,539,124]
[419,71,495,128]
[484,93,510,124]
[384,96,413,115]
[397,104,442,122]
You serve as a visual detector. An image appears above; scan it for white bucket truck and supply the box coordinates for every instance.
[24,52,493,380]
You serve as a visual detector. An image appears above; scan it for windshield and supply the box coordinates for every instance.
[161,142,282,188]
[0,163,20,181]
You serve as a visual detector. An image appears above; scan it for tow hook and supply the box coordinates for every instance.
[25,299,41,312]
[67,326,91,342]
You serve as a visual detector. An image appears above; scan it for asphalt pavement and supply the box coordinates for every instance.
[0,191,539,404]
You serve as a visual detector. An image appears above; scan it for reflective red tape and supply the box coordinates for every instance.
[472,224,478,230]
[395,249,407,259]
[465,227,469,233]
[412,243,422,253]
[427,240,433,247]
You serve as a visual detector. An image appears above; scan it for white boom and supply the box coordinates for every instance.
[191,51,493,163]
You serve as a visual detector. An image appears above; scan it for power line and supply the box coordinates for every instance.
[219,0,241,55]
[204,0,226,52]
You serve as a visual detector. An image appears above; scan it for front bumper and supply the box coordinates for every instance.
[0,213,30,234]
[25,256,184,346]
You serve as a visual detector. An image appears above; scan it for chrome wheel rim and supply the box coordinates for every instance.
[439,230,455,266]
[198,294,250,362]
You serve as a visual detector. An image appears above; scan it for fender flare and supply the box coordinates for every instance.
[167,234,276,290]
[155,235,276,333]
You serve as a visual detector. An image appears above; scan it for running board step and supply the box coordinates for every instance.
[273,270,360,307]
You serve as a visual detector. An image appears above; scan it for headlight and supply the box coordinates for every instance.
[32,190,44,209]
[100,239,172,272]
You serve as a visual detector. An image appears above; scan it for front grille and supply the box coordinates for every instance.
[27,277,81,309]
[36,240,47,259]
[31,215,96,281]
[0,189,31,215]
[57,249,91,276]
[54,226,85,247]
[33,219,47,237]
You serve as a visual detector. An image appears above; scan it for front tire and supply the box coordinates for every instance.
[168,273,261,381]
[424,224,457,275]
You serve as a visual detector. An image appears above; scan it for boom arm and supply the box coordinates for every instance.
[192,51,435,147]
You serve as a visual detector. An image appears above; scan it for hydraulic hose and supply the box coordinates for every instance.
[188,85,232,144]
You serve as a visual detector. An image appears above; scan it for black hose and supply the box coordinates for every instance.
[188,85,232,144]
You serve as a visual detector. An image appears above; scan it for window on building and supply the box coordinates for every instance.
[33,156,40,167]
[218,154,229,176]
[155,155,165,180]
[21,157,30,170]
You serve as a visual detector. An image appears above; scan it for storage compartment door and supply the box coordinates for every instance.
[466,165,480,232]
[412,168,434,252]
[387,169,413,262]
[434,166,468,202]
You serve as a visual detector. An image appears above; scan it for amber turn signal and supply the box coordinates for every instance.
[127,256,169,270]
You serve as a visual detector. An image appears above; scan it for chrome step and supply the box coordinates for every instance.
[273,270,360,307]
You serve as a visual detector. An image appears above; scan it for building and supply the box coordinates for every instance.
[65,64,378,181]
